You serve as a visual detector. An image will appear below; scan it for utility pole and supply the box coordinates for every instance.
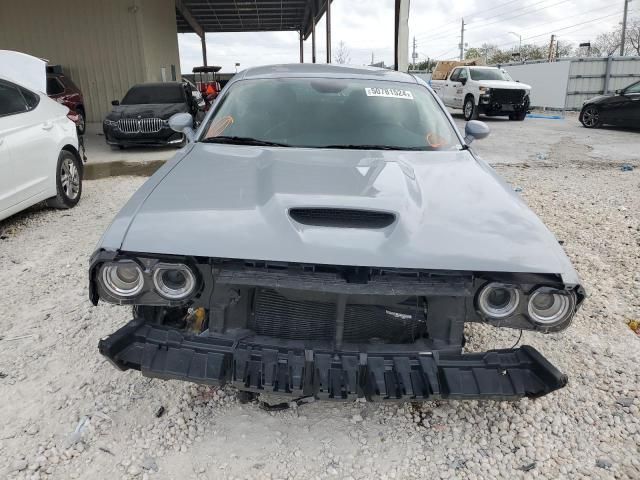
[547,34,556,62]
[412,36,418,67]
[620,0,629,56]
[459,18,466,60]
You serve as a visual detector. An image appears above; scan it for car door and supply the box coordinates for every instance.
[445,68,461,106]
[0,80,31,214]
[453,68,468,108]
[619,81,640,124]
[0,79,59,209]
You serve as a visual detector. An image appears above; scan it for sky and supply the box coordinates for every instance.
[178,0,635,73]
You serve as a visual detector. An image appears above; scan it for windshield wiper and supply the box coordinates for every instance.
[319,144,429,151]
[201,136,290,147]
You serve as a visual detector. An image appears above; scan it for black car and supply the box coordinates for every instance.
[103,82,200,148]
[579,80,640,128]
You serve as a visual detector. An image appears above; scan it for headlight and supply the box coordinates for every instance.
[101,262,144,297]
[528,288,575,326]
[153,263,196,300]
[479,87,491,94]
[103,119,117,126]
[477,282,520,318]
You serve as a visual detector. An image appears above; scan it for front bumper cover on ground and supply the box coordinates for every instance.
[99,319,568,401]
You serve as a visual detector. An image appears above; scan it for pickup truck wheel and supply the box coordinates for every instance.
[463,97,478,121]
[46,150,82,209]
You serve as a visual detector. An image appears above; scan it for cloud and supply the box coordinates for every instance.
[178,0,633,72]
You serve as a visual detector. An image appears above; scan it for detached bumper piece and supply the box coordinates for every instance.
[99,319,568,401]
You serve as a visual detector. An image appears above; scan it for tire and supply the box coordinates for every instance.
[580,105,601,128]
[76,108,86,135]
[46,150,82,209]
[463,96,478,121]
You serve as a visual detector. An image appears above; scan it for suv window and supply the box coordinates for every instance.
[458,69,468,81]
[47,77,65,95]
[122,84,186,105]
[449,68,460,82]
[0,81,28,117]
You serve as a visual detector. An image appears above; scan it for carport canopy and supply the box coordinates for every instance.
[175,0,410,70]
[175,0,332,65]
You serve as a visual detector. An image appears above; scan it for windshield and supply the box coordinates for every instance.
[201,78,460,150]
[469,69,512,81]
[122,84,185,105]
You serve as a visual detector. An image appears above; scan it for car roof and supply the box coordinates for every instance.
[237,63,418,84]
[130,82,184,89]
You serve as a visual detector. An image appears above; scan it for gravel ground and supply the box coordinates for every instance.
[1,119,639,480]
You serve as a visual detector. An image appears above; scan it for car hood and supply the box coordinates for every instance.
[105,103,188,121]
[477,80,531,90]
[102,145,579,283]
[583,93,614,105]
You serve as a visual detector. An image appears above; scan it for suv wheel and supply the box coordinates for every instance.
[463,97,478,121]
[46,150,82,209]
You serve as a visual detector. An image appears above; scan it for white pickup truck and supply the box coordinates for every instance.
[430,65,531,121]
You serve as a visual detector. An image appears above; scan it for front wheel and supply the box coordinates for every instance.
[463,97,478,121]
[580,106,601,128]
[46,150,82,209]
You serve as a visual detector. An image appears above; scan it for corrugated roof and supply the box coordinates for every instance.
[176,0,329,37]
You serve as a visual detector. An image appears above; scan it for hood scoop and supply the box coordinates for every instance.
[289,208,396,229]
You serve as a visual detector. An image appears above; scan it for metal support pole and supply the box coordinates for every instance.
[459,18,465,61]
[620,0,629,56]
[201,33,207,66]
[604,55,614,94]
[311,1,316,63]
[326,0,331,63]
[394,0,410,71]
[299,30,304,63]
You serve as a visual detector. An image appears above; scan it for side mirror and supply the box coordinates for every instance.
[111,100,120,106]
[464,120,490,144]
[460,77,467,86]
[168,112,195,142]
[615,89,623,95]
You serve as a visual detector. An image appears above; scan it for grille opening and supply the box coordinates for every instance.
[289,208,395,229]
[250,288,425,344]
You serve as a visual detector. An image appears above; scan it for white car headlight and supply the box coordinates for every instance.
[528,289,575,326]
[153,263,196,300]
[101,261,144,297]
[477,282,520,319]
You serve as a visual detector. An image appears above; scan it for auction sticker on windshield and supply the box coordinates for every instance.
[365,87,414,100]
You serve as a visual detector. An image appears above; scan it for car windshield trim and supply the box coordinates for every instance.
[201,136,291,147]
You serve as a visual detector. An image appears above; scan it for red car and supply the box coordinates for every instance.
[46,66,86,134]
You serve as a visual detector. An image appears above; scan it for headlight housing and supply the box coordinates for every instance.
[101,261,144,297]
[477,282,520,319]
[153,263,196,300]
[479,87,491,94]
[528,288,575,326]
[96,258,198,304]
[103,119,117,126]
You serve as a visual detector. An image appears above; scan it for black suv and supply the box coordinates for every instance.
[103,82,200,148]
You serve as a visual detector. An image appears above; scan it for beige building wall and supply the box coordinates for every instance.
[0,0,181,122]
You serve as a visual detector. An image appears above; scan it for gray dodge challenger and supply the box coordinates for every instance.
[90,64,584,402]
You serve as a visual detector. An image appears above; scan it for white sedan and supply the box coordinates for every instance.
[0,56,83,222]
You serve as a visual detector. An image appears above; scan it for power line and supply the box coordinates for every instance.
[466,3,616,47]
[413,0,524,41]
[466,0,573,32]
[414,0,568,42]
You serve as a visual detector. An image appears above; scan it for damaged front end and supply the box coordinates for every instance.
[91,251,582,401]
